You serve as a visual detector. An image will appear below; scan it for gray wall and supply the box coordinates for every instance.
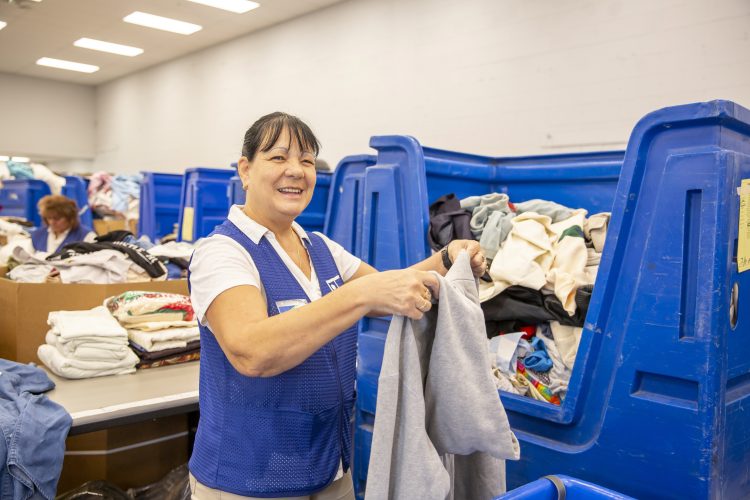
[0,72,95,161]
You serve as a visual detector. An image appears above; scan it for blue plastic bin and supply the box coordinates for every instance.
[177,168,235,242]
[0,179,51,226]
[324,155,377,254]
[139,172,183,241]
[349,100,750,499]
[61,175,93,228]
[497,475,634,499]
[228,171,334,235]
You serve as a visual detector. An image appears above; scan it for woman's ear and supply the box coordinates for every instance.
[237,156,251,189]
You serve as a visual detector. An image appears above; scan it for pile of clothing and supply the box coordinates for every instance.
[429,193,610,405]
[0,217,32,266]
[98,230,192,279]
[7,234,168,284]
[105,291,200,369]
[38,306,139,379]
[88,172,142,221]
[0,160,66,195]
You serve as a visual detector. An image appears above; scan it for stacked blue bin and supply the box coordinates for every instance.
[228,171,335,235]
[0,179,50,226]
[61,175,93,228]
[346,100,750,499]
[138,172,183,241]
[177,168,235,242]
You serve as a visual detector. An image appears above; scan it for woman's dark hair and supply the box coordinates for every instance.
[241,112,320,161]
[38,195,80,230]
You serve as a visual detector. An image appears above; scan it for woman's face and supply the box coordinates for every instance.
[240,127,317,222]
[44,212,72,234]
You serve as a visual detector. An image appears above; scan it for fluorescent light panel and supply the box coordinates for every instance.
[123,11,202,35]
[0,21,6,31]
[11,157,30,162]
[0,156,9,162]
[186,0,259,14]
[36,57,99,73]
[74,38,143,57]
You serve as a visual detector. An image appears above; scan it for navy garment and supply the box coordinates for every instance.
[428,194,473,252]
[0,359,71,499]
[188,220,357,498]
[30,224,92,254]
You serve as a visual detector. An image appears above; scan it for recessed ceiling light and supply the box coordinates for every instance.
[123,11,202,35]
[11,157,30,163]
[186,0,259,14]
[74,38,143,57]
[36,57,99,73]
[0,21,6,31]
[0,156,9,162]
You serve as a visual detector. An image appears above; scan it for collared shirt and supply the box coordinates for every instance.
[189,205,361,329]
[46,227,96,254]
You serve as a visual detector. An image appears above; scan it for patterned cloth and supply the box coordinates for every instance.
[104,291,194,325]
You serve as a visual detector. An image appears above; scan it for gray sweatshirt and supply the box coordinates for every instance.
[365,252,520,500]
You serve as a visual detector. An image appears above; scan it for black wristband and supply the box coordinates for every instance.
[441,246,452,270]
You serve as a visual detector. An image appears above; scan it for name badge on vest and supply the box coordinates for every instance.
[325,275,343,291]
[275,299,309,313]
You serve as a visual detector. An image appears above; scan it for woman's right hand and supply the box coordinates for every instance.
[352,269,440,320]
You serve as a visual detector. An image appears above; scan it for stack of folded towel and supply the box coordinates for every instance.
[38,306,139,379]
[104,291,200,369]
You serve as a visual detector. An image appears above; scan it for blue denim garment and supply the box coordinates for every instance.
[0,360,72,500]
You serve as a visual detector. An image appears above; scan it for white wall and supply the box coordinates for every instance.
[95,0,750,174]
[0,72,95,161]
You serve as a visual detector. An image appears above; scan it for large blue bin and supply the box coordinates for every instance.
[228,171,334,235]
[139,172,183,241]
[324,155,377,254]
[350,100,750,499]
[61,175,93,228]
[177,168,235,242]
[0,179,50,226]
[497,475,633,500]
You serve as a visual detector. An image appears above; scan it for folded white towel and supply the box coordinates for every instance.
[48,306,127,340]
[128,327,200,351]
[46,331,132,361]
[129,320,198,332]
[38,344,137,379]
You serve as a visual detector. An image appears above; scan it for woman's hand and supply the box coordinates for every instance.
[352,268,440,320]
[447,239,487,277]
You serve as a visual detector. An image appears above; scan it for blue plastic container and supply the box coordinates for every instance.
[228,171,335,235]
[61,175,93,228]
[0,179,51,226]
[497,475,634,499]
[350,100,750,499]
[177,168,235,242]
[138,172,183,241]
[324,155,377,254]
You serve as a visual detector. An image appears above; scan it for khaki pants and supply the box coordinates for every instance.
[189,472,355,500]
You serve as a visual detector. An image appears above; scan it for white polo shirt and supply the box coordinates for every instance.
[189,205,362,329]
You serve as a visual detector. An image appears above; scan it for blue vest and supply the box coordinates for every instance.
[188,220,357,497]
[30,224,92,253]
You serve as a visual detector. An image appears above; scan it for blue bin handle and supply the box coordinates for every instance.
[542,475,566,500]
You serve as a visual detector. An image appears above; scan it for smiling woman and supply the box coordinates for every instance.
[186,112,487,499]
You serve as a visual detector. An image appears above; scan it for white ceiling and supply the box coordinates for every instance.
[0,0,346,85]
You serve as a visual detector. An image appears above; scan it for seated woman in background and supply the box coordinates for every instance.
[30,195,95,253]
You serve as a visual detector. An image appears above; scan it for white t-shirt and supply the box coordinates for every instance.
[189,205,362,329]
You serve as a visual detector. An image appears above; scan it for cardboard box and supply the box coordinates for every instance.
[0,269,188,364]
[57,414,191,493]
[93,219,138,236]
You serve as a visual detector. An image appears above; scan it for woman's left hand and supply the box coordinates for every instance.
[447,240,487,277]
